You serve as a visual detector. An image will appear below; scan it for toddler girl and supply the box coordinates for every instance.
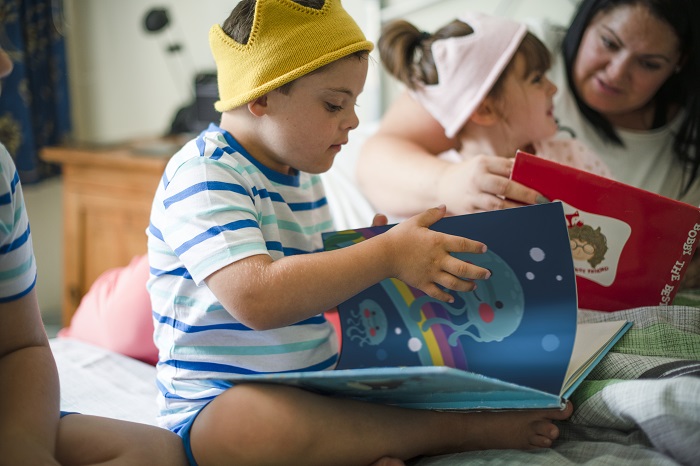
[378,11,612,208]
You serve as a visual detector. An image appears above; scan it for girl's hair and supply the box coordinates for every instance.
[378,18,550,104]
[563,0,700,195]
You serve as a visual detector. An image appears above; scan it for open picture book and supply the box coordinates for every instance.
[225,202,631,411]
[511,151,700,312]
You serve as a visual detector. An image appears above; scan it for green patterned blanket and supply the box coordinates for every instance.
[411,305,700,466]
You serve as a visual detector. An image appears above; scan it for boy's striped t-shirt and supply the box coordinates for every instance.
[147,125,338,430]
[0,144,36,302]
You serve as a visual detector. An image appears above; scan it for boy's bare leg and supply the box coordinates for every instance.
[55,414,188,466]
[191,383,573,466]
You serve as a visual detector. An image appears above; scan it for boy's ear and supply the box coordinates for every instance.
[470,98,499,126]
[247,94,269,117]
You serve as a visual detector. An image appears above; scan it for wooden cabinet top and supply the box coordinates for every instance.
[40,139,185,172]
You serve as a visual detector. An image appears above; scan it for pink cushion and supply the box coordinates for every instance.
[325,309,342,352]
[59,254,344,366]
[58,255,158,365]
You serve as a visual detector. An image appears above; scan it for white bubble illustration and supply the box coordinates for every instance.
[395,327,402,335]
[526,272,535,280]
[408,337,423,352]
[542,334,560,352]
[530,247,545,262]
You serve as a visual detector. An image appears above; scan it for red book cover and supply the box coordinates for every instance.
[510,151,700,312]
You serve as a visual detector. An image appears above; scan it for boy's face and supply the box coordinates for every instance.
[252,55,368,175]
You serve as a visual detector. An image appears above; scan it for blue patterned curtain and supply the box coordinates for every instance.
[0,0,70,184]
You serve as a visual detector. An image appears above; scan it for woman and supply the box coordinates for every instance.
[357,0,700,217]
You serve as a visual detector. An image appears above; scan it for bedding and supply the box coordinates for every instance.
[51,124,699,464]
[53,304,700,465]
[51,338,159,426]
[410,305,700,466]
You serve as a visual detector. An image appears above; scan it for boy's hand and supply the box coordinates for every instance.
[382,205,490,302]
[371,213,388,227]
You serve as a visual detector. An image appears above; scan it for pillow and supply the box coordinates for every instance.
[60,255,344,365]
[58,255,158,365]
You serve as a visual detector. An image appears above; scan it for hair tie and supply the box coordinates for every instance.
[419,31,431,41]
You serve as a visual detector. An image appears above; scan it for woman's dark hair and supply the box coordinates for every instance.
[379,18,550,104]
[563,0,700,195]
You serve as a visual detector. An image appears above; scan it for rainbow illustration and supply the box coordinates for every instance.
[383,279,469,370]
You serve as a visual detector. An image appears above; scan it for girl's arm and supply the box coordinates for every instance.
[357,91,541,217]
[357,92,455,217]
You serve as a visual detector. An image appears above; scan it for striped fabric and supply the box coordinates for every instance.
[0,143,36,302]
[409,305,700,466]
[148,125,338,431]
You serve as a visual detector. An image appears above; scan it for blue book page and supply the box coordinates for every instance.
[323,203,578,396]
[223,366,564,410]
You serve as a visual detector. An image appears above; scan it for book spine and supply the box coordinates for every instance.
[660,219,700,306]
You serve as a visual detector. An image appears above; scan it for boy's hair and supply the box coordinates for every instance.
[379,13,550,138]
[222,0,325,45]
[210,0,373,112]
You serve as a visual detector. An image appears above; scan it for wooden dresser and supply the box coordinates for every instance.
[41,140,180,325]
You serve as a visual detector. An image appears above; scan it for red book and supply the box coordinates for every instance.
[510,151,700,311]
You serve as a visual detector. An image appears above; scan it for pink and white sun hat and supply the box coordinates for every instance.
[409,12,526,138]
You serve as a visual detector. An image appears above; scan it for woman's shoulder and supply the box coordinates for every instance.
[523,17,567,51]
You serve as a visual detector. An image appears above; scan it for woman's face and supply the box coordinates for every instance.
[573,4,682,128]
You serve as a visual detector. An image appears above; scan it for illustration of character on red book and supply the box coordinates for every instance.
[569,224,608,268]
[563,206,631,287]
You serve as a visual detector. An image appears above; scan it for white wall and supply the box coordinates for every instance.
[27,0,577,323]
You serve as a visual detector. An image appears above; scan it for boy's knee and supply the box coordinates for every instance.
[192,384,317,465]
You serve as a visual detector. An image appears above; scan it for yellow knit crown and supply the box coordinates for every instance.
[210,0,374,112]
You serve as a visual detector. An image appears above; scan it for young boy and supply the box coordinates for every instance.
[0,144,188,466]
[0,48,187,465]
[147,1,572,465]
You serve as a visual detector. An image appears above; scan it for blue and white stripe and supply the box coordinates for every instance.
[147,125,337,431]
[0,144,36,303]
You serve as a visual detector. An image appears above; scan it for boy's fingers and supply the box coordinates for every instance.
[422,283,456,303]
[443,257,491,281]
[371,213,388,227]
[446,236,487,255]
[434,273,478,293]
[415,205,447,228]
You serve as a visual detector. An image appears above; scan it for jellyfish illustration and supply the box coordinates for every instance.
[344,299,388,347]
[407,250,524,345]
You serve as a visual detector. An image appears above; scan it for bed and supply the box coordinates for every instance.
[50,124,700,464]
[52,304,700,465]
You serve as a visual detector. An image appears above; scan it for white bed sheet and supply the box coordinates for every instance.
[51,338,158,426]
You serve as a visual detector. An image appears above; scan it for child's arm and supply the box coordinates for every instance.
[0,289,62,465]
[357,91,542,217]
[206,205,490,330]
